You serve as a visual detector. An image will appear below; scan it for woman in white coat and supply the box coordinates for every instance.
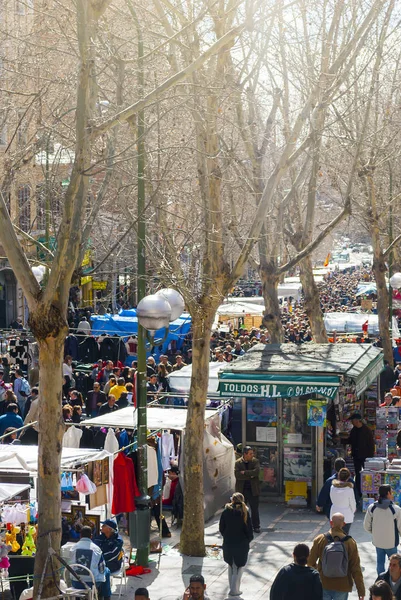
[330,467,356,534]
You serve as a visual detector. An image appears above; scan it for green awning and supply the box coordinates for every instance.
[219,372,340,400]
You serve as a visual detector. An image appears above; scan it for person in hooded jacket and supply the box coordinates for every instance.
[270,543,322,600]
[330,467,356,534]
[364,484,401,575]
[219,492,253,597]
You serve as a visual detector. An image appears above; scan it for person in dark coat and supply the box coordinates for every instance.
[381,360,397,400]
[270,543,322,600]
[86,382,107,417]
[344,412,375,498]
[219,492,253,597]
[234,446,260,532]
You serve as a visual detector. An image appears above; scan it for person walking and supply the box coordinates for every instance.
[270,543,322,600]
[375,553,401,600]
[316,458,356,519]
[308,512,365,600]
[330,468,356,534]
[364,484,401,575]
[234,446,261,533]
[219,493,253,597]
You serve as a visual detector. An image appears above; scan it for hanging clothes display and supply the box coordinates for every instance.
[9,337,29,371]
[62,426,83,448]
[64,334,79,360]
[112,451,140,514]
[161,432,175,470]
[77,337,99,363]
[147,445,158,488]
[104,428,119,454]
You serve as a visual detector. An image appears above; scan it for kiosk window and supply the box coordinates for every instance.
[282,397,312,445]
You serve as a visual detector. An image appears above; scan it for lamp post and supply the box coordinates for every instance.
[133,289,184,566]
[390,273,401,289]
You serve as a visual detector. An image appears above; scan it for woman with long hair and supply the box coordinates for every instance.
[219,492,253,597]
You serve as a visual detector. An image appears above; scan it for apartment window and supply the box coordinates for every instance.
[18,185,31,232]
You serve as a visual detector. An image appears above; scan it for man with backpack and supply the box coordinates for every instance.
[364,484,401,575]
[308,512,365,600]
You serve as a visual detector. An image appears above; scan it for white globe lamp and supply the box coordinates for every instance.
[156,288,185,321]
[390,272,401,289]
[137,294,172,334]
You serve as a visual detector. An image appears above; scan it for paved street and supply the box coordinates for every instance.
[119,503,379,600]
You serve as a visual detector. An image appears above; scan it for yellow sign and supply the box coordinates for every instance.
[81,250,91,267]
[92,280,107,290]
[80,276,92,286]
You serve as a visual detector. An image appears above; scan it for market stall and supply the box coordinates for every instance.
[81,405,235,521]
[218,343,384,505]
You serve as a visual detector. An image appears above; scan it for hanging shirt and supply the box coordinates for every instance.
[62,426,83,448]
[104,428,119,454]
[112,452,140,514]
[161,433,175,471]
[147,445,159,488]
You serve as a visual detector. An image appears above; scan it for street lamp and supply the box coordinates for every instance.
[133,288,184,566]
[390,273,401,289]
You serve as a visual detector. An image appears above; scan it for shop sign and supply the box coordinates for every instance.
[80,275,92,286]
[92,280,107,290]
[219,380,338,400]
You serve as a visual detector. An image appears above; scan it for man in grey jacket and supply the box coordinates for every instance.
[235,446,261,533]
[364,484,401,575]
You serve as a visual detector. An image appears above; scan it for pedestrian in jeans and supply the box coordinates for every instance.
[308,512,365,600]
[364,484,401,575]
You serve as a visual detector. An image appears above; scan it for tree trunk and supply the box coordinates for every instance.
[372,249,392,365]
[367,173,393,364]
[180,308,214,556]
[260,264,283,343]
[30,308,67,597]
[299,255,328,342]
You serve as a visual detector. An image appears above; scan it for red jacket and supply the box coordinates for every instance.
[112,452,140,514]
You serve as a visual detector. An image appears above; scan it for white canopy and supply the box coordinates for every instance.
[168,362,221,395]
[324,312,400,338]
[81,405,221,431]
[217,301,264,317]
[0,483,31,503]
[0,445,109,472]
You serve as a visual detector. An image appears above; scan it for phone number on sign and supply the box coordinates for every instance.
[286,385,337,398]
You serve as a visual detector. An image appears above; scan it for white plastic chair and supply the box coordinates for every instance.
[110,560,127,599]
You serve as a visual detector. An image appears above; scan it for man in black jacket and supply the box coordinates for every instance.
[345,412,374,498]
[270,543,322,600]
[376,554,401,600]
[98,395,119,416]
[86,382,106,417]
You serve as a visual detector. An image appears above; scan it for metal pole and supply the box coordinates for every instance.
[389,162,393,341]
[130,0,150,566]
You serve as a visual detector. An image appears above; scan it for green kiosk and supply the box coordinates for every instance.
[218,343,384,504]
